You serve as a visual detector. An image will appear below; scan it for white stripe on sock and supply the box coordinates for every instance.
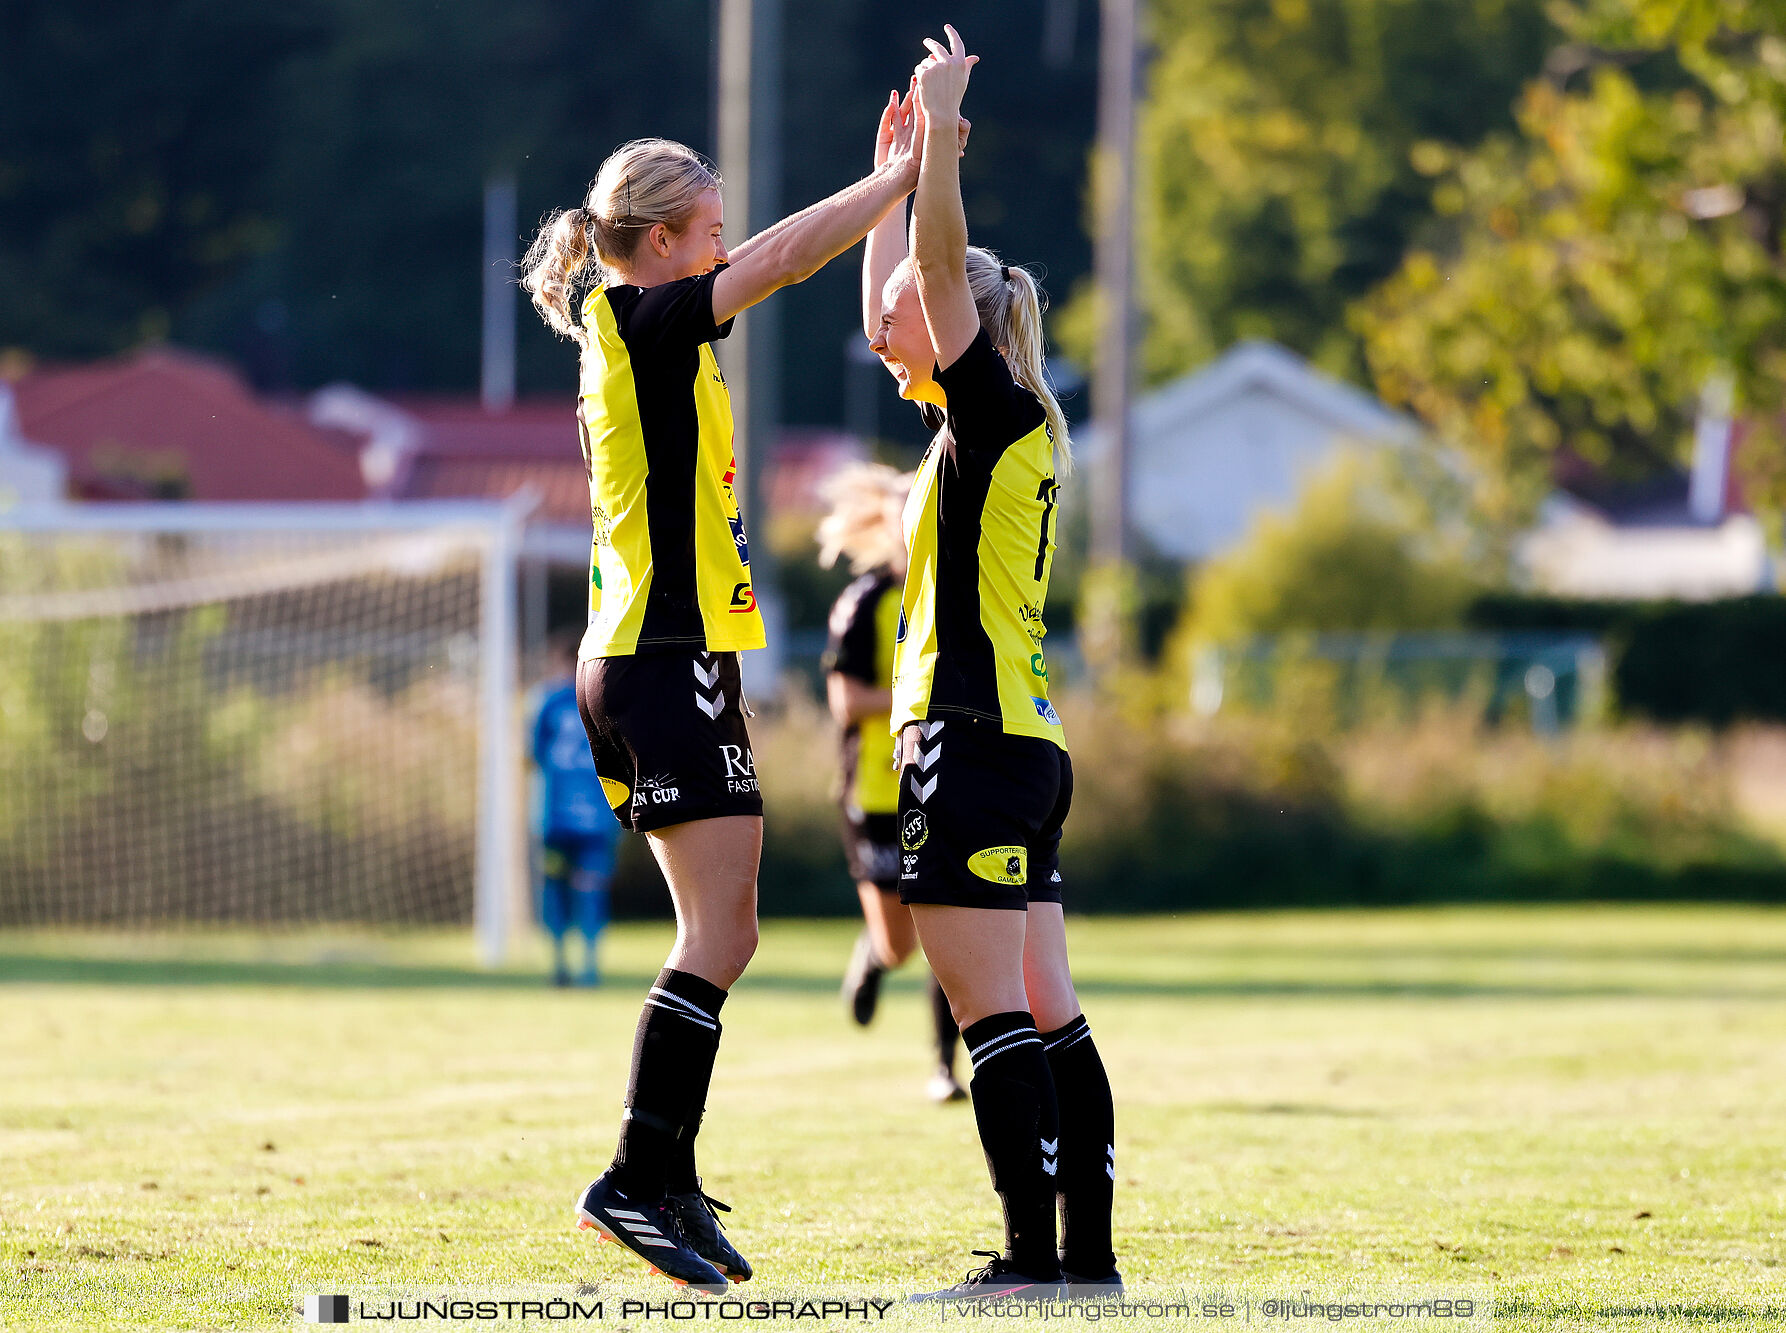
[643,997,719,1031]
[648,986,718,1023]
[968,1026,1039,1061]
[1043,1021,1090,1051]
[969,1035,1042,1069]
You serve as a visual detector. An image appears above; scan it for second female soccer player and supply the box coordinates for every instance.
[816,461,966,1103]
[522,124,921,1289]
[866,28,1120,1299]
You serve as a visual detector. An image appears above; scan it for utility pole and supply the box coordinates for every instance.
[1086,0,1139,675]
[481,176,518,414]
[716,0,784,697]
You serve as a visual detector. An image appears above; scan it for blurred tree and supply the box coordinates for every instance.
[1356,0,1786,520]
[0,0,328,357]
[1058,0,1555,385]
[1182,452,1480,643]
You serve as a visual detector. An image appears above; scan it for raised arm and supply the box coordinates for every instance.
[863,89,913,341]
[910,26,982,373]
[714,134,917,327]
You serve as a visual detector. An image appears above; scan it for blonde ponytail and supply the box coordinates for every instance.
[521,207,595,344]
[816,462,912,575]
[964,247,1073,476]
[522,139,722,346]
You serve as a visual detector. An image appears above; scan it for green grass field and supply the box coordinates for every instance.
[4,907,1786,1330]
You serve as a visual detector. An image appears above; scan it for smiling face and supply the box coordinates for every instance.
[655,187,728,280]
[868,261,946,407]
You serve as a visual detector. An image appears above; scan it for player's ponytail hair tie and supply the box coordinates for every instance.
[999,265,1011,282]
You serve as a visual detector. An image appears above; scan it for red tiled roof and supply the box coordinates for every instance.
[12,348,365,501]
[402,456,593,527]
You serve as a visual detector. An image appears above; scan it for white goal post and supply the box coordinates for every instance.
[0,497,536,965]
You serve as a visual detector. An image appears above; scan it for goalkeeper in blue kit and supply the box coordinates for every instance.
[531,632,619,987]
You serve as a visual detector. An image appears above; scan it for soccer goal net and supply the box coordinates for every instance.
[0,501,529,961]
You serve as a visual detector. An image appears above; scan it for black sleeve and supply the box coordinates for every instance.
[823,574,883,683]
[612,266,735,355]
[934,327,1046,455]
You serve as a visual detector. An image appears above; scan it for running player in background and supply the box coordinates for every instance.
[522,123,922,1290]
[530,630,619,988]
[866,27,1120,1300]
[817,462,965,1104]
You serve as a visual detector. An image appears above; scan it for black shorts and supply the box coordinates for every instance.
[575,649,763,834]
[843,810,901,890]
[895,717,1071,911]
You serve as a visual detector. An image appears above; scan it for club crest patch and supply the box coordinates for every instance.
[969,846,1028,886]
[901,810,929,851]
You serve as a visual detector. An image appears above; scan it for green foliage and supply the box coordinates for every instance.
[1059,0,1555,383]
[1180,452,1481,645]
[1356,0,1786,520]
[0,0,329,355]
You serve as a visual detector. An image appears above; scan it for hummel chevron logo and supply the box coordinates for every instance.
[1041,1135,1059,1176]
[1041,1138,1058,1154]
[1106,1143,1116,1181]
[693,658,724,719]
[910,772,938,802]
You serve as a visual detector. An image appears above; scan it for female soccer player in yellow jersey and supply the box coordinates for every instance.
[865,27,1119,1300]
[816,462,966,1103]
[521,126,924,1290]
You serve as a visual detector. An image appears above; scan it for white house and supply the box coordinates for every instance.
[1081,340,1416,563]
[0,384,66,503]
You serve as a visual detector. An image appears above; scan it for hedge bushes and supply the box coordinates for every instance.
[1470,594,1786,725]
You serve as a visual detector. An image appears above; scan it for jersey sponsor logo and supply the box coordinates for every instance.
[1031,696,1062,726]
[900,810,929,850]
[599,777,631,809]
[590,503,612,547]
[729,581,757,614]
[634,774,681,807]
[728,513,751,566]
[969,845,1028,886]
[719,743,759,794]
[1019,600,1047,644]
[1030,652,1048,681]
[895,605,907,644]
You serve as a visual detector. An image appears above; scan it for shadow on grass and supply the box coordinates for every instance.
[3,952,1785,1001]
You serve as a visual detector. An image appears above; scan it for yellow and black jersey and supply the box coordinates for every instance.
[891,329,1065,750]
[823,568,902,815]
[576,266,765,658]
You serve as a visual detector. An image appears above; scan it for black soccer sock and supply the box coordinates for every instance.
[929,973,960,1074]
[1042,1014,1116,1277]
[611,968,727,1200]
[662,970,728,1196]
[962,1010,1062,1278]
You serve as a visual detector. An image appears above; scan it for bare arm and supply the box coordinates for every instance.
[714,151,917,328]
[827,672,893,727]
[863,90,911,341]
[911,27,982,373]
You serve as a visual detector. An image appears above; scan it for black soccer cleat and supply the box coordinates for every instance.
[575,1173,727,1291]
[666,1183,752,1282]
[841,930,886,1027]
[1062,1267,1125,1296]
[908,1250,1065,1303]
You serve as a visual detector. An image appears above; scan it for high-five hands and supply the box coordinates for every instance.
[913,24,979,123]
[875,78,970,174]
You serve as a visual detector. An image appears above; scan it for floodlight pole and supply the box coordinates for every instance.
[716,0,785,697]
[1092,0,1137,570]
[1087,0,1139,675]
